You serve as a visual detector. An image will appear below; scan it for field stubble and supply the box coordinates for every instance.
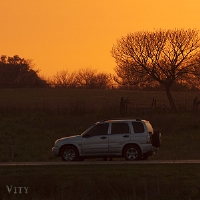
[0,88,200,162]
[1,89,200,199]
[1,164,200,200]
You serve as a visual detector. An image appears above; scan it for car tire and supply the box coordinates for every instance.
[123,145,142,161]
[61,146,78,161]
[152,131,161,148]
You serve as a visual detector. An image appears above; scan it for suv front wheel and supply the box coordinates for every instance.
[123,145,142,161]
[61,146,78,161]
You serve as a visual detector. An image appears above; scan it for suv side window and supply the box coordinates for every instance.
[111,123,130,134]
[87,123,109,136]
[132,122,145,133]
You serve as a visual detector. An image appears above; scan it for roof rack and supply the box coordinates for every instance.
[100,118,142,122]
[100,119,108,122]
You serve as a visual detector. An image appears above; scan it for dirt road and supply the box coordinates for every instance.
[1,160,200,166]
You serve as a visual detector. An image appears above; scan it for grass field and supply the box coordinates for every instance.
[0,88,199,115]
[1,164,200,200]
[1,88,200,199]
[0,88,200,162]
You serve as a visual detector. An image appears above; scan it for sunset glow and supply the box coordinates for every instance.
[0,0,200,77]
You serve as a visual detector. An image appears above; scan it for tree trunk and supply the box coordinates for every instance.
[165,85,177,112]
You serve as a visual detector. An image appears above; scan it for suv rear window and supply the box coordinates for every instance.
[111,123,130,134]
[132,122,145,133]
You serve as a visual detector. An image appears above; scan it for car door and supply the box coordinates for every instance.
[108,122,131,154]
[81,123,109,155]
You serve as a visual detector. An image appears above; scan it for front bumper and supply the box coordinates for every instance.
[52,146,60,156]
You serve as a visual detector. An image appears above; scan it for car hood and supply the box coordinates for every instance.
[56,135,82,144]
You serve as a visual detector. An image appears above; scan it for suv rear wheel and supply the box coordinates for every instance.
[61,146,78,161]
[123,145,142,161]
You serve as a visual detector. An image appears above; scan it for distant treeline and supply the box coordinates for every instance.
[0,55,47,88]
[1,55,200,91]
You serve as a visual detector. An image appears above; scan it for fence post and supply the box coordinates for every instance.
[120,97,125,115]
[120,97,131,116]
[151,98,157,108]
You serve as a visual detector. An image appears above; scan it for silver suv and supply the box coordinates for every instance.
[52,119,161,161]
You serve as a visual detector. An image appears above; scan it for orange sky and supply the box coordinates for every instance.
[0,0,200,77]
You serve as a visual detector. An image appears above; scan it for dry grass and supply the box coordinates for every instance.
[0,88,199,114]
[1,88,200,199]
[1,164,200,199]
[0,88,200,162]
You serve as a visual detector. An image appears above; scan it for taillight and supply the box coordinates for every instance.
[147,132,152,143]
[147,135,151,143]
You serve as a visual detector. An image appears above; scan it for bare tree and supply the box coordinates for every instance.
[76,68,111,88]
[76,68,96,88]
[51,70,77,88]
[111,29,200,112]
[51,68,112,89]
[92,73,112,89]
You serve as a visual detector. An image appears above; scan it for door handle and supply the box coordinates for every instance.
[123,135,129,138]
[100,136,107,139]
